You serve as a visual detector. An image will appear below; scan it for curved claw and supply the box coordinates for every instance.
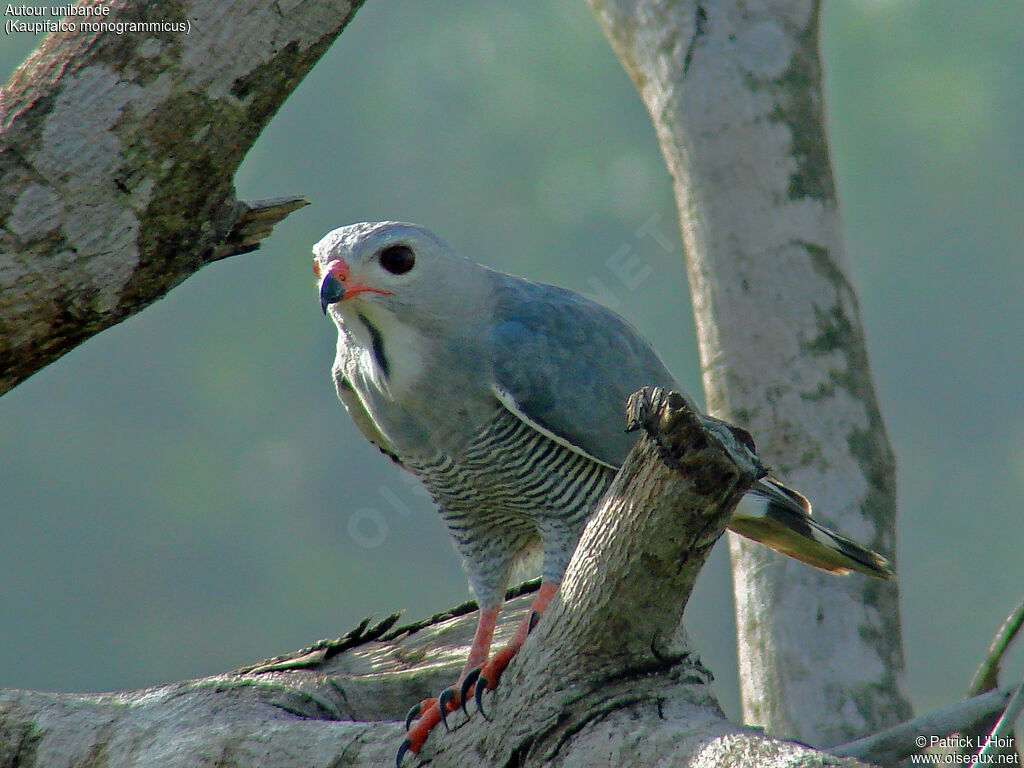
[404,702,422,731]
[396,738,412,768]
[438,688,457,731]
[475,674,492,721]
[460,668,481,716]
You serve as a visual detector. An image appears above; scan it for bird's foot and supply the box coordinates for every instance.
[397,684,469,767]
[403,697,436,731]
[471,643,520,718]
[395,588,557,766]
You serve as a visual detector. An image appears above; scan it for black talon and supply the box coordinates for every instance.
[475,675,492,721]
[528,611,540,633]
[404,702,422,731]
[438,688,456,731]
[460,668,481,716]
[396,738,412,768]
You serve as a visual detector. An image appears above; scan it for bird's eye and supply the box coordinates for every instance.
[379,245,415,275]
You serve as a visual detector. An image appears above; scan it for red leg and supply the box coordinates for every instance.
[398,582,559,766]
[399,606,500,764]
[478,581,558,692]
[464,605,499,673]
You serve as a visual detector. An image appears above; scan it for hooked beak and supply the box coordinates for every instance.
[318,258,393,314]
[320,272,345,314]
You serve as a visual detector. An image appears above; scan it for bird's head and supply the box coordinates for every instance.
[313,221,481,329]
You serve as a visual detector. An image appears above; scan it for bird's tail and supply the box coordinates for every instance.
[727,478,894,580]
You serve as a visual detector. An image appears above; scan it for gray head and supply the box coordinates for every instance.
[313,221,487,333]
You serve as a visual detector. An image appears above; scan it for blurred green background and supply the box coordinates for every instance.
[1,0,1021,722]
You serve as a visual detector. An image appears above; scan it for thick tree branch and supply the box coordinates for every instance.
[428,387,762,765]
[0,593,531,767]
[586,0,912,745]
[0,0,362,395]
[0,389,879,767]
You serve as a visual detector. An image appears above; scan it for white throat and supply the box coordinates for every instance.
[336,303,427,399]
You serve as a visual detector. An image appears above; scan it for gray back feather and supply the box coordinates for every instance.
[486,274,682,468]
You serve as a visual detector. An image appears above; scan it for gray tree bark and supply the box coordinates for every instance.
[586,0,913,747]
[0,0,363,394]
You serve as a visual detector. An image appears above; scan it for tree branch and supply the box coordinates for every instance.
[0,389,878,766]
[961,598,1024,761]
[831,687,1013,766]
[585,0,912,745]
[0,0,363,395]
[978,679,1024,761]
[970,598,1024,696]
[210,196,311,263]
[426,387,761,764]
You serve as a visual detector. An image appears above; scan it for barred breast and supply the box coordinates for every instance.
[403,406,615,607]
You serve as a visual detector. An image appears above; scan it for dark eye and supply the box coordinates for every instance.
[379,244,415,275]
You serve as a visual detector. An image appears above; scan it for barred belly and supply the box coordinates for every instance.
[404,407,615,605]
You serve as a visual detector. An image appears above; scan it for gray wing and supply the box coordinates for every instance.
[332,364,403,465]
[487,276,683,468]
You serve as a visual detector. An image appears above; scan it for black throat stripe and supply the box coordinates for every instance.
[358,312,390,380]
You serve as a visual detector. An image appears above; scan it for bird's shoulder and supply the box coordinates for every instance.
[487,275,659,360]
[484,272,680,468]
